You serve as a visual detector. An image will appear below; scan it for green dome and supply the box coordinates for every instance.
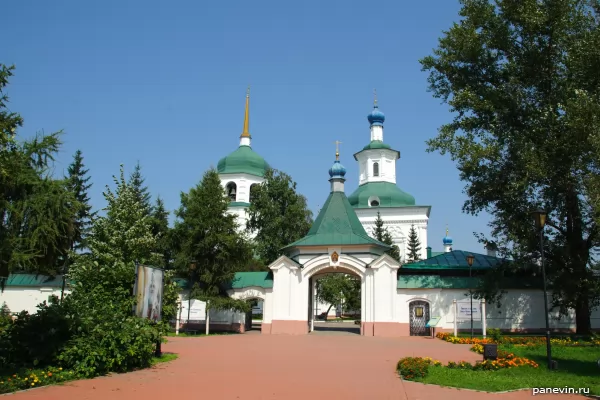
[217,145,270,177]
[348,182,416,208]
[362,140,391,150]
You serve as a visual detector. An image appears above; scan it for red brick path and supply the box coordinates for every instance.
[8,334,592,399]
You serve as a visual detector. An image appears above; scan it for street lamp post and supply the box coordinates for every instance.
[531,209,553,370]
[466,254,475,339]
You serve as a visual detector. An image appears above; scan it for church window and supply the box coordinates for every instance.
[226,182,237,202]
[249,183,258,203]
[373,162,379,177]
[368,196,380,207]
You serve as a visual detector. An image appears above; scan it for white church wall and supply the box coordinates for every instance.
[178,291,245,326]
[357,207,429,261]
[0,287,68,315]
[219,173,264,204]
[396,289,600,332]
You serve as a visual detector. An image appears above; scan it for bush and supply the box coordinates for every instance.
[0,303,12,334]
[57,260,162,377]
[0,297,73,371]
[397,357,430,380]
[487,328,502,342]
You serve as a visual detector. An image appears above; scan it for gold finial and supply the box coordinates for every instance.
[374,88,378,106]
[446,225,449,236]
[334,140,342,160]
[240,86,251,138]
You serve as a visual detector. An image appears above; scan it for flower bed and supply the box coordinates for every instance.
[0,367,78,394]
[397,352,538,381]
[436,332,600,346]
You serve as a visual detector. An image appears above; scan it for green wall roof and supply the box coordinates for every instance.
[403,250,503,270]
[282,191,390,250]
[3,274,66,287]
[348,181,416,208]
[397,275,542,289]
[217,145,270,177]
[174,271,273,290]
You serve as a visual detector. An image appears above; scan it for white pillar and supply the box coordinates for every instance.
[175,301,181,335]
[481,298,487,338]
[453,299,458,337]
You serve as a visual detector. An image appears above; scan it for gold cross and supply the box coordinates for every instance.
[334,140,342,160]
[374,88,378,106]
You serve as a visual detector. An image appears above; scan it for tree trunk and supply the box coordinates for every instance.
[575,295,591,334]
[325,304,334,320]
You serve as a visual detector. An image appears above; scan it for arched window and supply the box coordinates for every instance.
[226,182,237,202]
[249,183,259,203]
[373,162,380,177]
[368,196,380,207]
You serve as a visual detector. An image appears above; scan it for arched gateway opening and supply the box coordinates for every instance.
[307,265,362,335]
[243,298,264,332]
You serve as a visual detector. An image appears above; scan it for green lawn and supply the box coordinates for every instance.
[417,345,600,394]
[151,352,178,365]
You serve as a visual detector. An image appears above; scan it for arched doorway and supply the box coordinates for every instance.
[243,298,263,332]
[408,300,430,336]
[309,269,362,335]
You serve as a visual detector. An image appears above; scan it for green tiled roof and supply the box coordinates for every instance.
[217,145,270,177]
[174,271,273,290]
[431,251,444,257]
[4,274,66,287]
[230,271,273,289]
[397,275,543,289]
[282,191,390,250]
[348,182,416,208]
[403,250,503,270]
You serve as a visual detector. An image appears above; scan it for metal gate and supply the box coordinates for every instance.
[409,301,431,336]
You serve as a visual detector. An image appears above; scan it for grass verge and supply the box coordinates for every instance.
[151,352,178,365]
[415,345,600,395]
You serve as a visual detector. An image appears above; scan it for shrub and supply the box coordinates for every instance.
[57,260,162,377]
[0,297,73,371]
[487,328,502,342]
[397,357,430,380]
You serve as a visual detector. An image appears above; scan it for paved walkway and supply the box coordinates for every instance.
[8,334,591,399]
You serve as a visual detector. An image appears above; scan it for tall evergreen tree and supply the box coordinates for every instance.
[173,168,252,333]
[420,0,600,332]
[150,196,172,269]
[246,168,313,265]
[66,149,96,252]
[129,161,152,216]
[372,212,401,262]
[406,224,422,262]
[88,164,158,266]
[0,64,79,283]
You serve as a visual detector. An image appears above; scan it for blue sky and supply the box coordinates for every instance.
[4,0,492,254]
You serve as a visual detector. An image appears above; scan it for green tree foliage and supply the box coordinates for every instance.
[420,0,600,332]
[58,260,161,377]
[406,224,422,262]
[65,150,96,252]
[88,164,158,266]
[372,212,401,262]
[0,64,79,281]
[150,196,172,269]
[246,168,313,265]
[160,270,181,323]
[173,168,252,332]
[129,161,152,216]
[316,274,360,317]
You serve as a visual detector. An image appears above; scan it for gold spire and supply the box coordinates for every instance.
[374,88,378,106]
[240,86,251,138]
[446,225,449,236]
[334,140,342,160]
